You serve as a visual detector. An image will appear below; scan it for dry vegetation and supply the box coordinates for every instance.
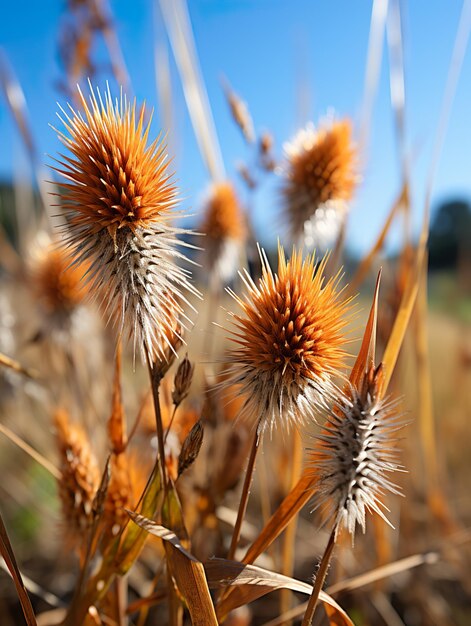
[0,1,470,626]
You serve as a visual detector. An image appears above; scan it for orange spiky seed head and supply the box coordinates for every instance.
[54,409,100,550]
[200,181,246,283]
[32,244,88,316]
[283,119,358,246]
[52,84,198,360]
[224,244,353,432]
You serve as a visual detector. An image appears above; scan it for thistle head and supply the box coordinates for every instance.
[54,409,100,551]
[283,119,358,248]
[52,84,198,361]
[311,364,405,538]
[200,181,246,283]
[224,244,353,433]
[31,243,88,324]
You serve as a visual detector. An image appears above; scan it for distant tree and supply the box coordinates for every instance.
[428,199,471,271]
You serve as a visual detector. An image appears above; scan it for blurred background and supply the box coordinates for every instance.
[0,1,470,625]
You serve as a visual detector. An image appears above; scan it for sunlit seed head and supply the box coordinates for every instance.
[52,84,198,360]
[283,119,358,246]
[32,244,88,317]
[223,244,353,433]
[310,365,405,539]
[54,409,100,549]
[200,181,246,283]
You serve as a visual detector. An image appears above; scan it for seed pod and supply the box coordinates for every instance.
[178,420,204,476]
[172,354,194,407]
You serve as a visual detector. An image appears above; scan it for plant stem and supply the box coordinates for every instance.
[227,422,261,561]
[146,352,168,493]
[301,524,338,626]
[164,405,178,444]
[279,430,303,625]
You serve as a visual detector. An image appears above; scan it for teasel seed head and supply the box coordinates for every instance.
[200,181,246,284]
[311,364,405,538]
[31,242,88,330]
[52,84,198,361]
[224,244,353,433]
[283,119,358,249]
[54,409,100,547]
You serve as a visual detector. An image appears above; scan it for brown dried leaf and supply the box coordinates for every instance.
[204,558,352,625]
[127,512,218,626]
[346,184,407,298]
[349,269,381,389]
[241,472,315,566]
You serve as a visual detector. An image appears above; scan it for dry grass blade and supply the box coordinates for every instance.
[345,184,406,298]
[359,0,389,151]
[0,49,36,159]
[0,423,61,480]
[241,472,315,566]
[160,0,225,180]
[380,207,428,397]
[205,558,353,626]
[96,0,131,92]
[327,551,439,595]
[127,512,218,626]
[387,0,406,172]
[0,352,38,379]
[261,551,439,626]
[0,511,38,626]
[0,560,63,609]
[349,269,381,388]
[154,12,174,152]
[0,50,54,229]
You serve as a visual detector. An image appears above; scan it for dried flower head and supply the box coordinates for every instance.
[54,409,100,547]
[224,244,352,433]
[311,364,404,538]
[52,84,197,360]
[32,243,88,324]
[283,119,357,249]
[178,420,204,476]
[200,181,246,283]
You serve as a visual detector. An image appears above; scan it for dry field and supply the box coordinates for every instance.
[0,1,470,625]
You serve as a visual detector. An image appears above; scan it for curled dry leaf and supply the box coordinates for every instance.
[204,558,353,626]
[126,511,218,626]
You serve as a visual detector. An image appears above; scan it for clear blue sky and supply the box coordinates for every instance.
[1,0,470,254]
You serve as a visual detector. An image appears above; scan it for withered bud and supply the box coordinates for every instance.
[236,162,257,190]
[172,354,194,406]
[260,131,274,155]
[224,83,255,143]
[259,131,276,171]
[178,420,204,476]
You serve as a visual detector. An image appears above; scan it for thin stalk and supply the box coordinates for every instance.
[115,576,128,626]
[164,405,178,444]
[279,431,303,625]
[227,422,261,561]
[146,352,168,493]
[301,524,338,626]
